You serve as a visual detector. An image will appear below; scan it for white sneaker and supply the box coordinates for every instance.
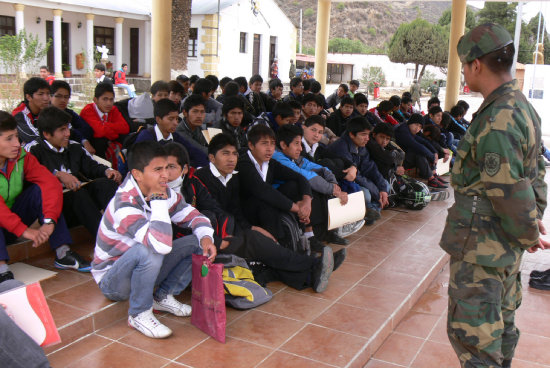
[336,219,365,238]
[153,294,192,317]
[128,308,172,338]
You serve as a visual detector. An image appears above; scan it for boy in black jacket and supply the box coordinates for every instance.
[29,107,121,237]
[366,123,405,181]
[165,139,340,292]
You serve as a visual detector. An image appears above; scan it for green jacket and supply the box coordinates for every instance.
[440,79,546,267]
[0,148,25,209]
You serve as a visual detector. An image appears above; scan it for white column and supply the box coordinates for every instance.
[53,9,63,77]
[143,20,151,77]
[13,4,24,33]
[151,0,171,82]
[86,14,95,71]
[115,17,124,72]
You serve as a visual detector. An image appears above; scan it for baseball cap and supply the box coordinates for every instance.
[457,23,513,64]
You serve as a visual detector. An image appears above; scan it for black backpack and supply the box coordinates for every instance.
[122,126,153,150]
[279,212,310,254]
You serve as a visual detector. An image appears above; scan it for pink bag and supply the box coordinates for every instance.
[190,254,226,343]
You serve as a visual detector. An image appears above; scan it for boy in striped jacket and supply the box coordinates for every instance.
[92,141,216,339]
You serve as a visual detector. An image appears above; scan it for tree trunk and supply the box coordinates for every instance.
[171,0,192,71]
[417,64,427,83]
[414,63,419,80]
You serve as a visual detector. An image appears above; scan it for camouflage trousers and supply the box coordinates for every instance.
[447,257,522,368]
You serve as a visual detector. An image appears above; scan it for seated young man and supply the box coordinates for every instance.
[327,117,390,225]
[12,77,50,145]
[249,74,270,113]
[396,95,413,121]
[0,111,90,277]
[50,80,96,154]
[326,95,355,137]
[369,100,399,126]
[424,105,454,152]
[301,93,322,122]
[288,100,303,125]
[233,76,265,117]
[167,80,185,110]
[135,98,208,168]
[127,80,170,127]
[183,78,223,127]
[215,76,233,105]
[113,63,136,98]
[265,78,284,112]
[394,113,447,189]
[165,139,340,292]
[94,63,112,85]
[389,95,404,123]
[366,122,405,181]
[252,101,294,132]
[353,93,382,128]
[325,83,349,111]
[448,104,467,140]
[218,96,248,151]
[176,94,209,154]
[283,77,304,104]
[236,124,314,248]
[29,107,121,237]
[273,124,349,246]
[39,65,55,85]
[92,141,217,339]
[79,82,130,158]
[348,80,360,98]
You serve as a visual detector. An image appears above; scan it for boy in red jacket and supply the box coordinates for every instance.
[0,111,90,282]
[80,82,129,158]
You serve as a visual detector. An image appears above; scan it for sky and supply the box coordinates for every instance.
[468,1,550,33]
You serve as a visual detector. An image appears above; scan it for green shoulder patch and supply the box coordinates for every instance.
[484,152,501,176]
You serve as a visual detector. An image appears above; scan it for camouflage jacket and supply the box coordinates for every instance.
[440,79,547,267]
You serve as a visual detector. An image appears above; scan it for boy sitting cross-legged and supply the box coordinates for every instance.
[165,139,339,292]
[92,141,217,339]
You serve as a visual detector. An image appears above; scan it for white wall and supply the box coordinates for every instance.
[523,64,550,136]
[186,14,205,77]
[0,3,147,75]
[187,0,296,81]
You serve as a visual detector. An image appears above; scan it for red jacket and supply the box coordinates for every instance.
[0,149,63,237]
[369,107,399,126]
[113,69,128,85]
[79,103,129,141]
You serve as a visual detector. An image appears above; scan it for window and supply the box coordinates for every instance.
[239,32,247,53]
[406,68,415,79]
[188,28,198,57]
[0,16,15,37]
[94,26,115,55]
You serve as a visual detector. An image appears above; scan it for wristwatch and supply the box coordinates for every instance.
[43,218,56,225]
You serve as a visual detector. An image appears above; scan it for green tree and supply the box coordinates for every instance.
[387,19,448,83]
[361,66,386,93]
[438,7,476,30]
[0,30,51,75]
[328,38,368,54]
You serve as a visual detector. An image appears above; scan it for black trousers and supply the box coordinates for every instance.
[404,150,433,179]
[91,136,128,158]
[63,178,119,236]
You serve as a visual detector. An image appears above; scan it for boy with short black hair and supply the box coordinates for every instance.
[367,122,405,181]
[0,111,90,277]
[370,100,399,126]
[252,101,295,132]
[326,83,349,110]
[288,100,303,125]
[185,78,223,127]
[79,82,130,158]
[176,74,190,96]
[348,80,360,97]
[219,96,248,150]
[353,93,382,127]
[215,76,233,104]
[266,78,284,112]
[113,63,136,98]
[127,80,170,127]
[427,96,440,110]
[12,77,51,145]
[50,80,96,154]
[234,76,265,117]
[29,106,121,238]
[135,98,209,168]
[326,95,355,137]
[93,63,112,84]
[92,141,217,339]
[39,65,55,85]
[176,94,208,154]
[327,116,390,224]
[167,80,185,108]
[283,77,305,104]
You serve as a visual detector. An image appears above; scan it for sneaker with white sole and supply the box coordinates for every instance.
[153,294,192,317]
[128,308,172,338]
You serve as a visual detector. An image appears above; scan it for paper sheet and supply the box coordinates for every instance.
[92,155,112,168]
[327,191,366,230]
[10,263,57,285]
[436,153,452,176]
[202,128,223,144]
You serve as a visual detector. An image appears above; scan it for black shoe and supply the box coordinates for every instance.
[530,268,550,279]
[325,231,349,245]
[502,359,511,368]
[528,275,550,290]
[312,246,333,293]
[55,250,91,272]
[428,178,448,189]
[364,208,381,225]
[333,248,347,271]
[0,271,14,283]
[434,173,449,184]
[308,236,326,253]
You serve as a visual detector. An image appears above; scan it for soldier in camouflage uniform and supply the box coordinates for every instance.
[410,80,421,110]
[440,23,549,368]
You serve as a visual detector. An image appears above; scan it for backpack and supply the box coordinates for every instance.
[215,254,272,310]
[279,212,310,255]
[389,175,431,210]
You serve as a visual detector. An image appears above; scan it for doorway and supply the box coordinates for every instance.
[130,28,139,75]
[46,21,70,72]
[252,34,261,76]
[269,36,277,67]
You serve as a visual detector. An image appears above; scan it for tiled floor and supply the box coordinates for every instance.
[17,180,550,368]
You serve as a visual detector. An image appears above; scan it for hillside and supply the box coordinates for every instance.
[274,0,452,53]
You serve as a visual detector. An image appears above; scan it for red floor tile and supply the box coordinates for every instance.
[313,302,389,338]
[47,334,112,368]
[411,292,448,316]
[339,284,408,315]
[395,310,440,339]
[373,332,424,366]
[410,340,460,368]
[256,351,334,368]
[257,289,332,322]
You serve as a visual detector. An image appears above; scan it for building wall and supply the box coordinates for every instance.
[0,3,147,75]
[187,0,296,82]
[523,64,550,135]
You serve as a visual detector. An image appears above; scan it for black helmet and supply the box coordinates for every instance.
[391,175,431,210]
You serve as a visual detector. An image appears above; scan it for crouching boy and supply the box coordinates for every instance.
[92,141,216,339]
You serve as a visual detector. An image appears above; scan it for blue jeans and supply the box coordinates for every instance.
[98,235,202,316]
[0,280,50,368]
[115,83,136,98]
[0,185,72,261]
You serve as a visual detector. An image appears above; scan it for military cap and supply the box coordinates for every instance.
[457,23,513,63]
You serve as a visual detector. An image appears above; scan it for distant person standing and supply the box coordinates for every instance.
[270,58,279,79]
[289,59,296,79]
[410,80,421,110]
[428,81,440,98]
[113,63,136,98]
[39,65,55,86]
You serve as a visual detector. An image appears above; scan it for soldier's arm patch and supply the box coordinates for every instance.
[484,152,501,176]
